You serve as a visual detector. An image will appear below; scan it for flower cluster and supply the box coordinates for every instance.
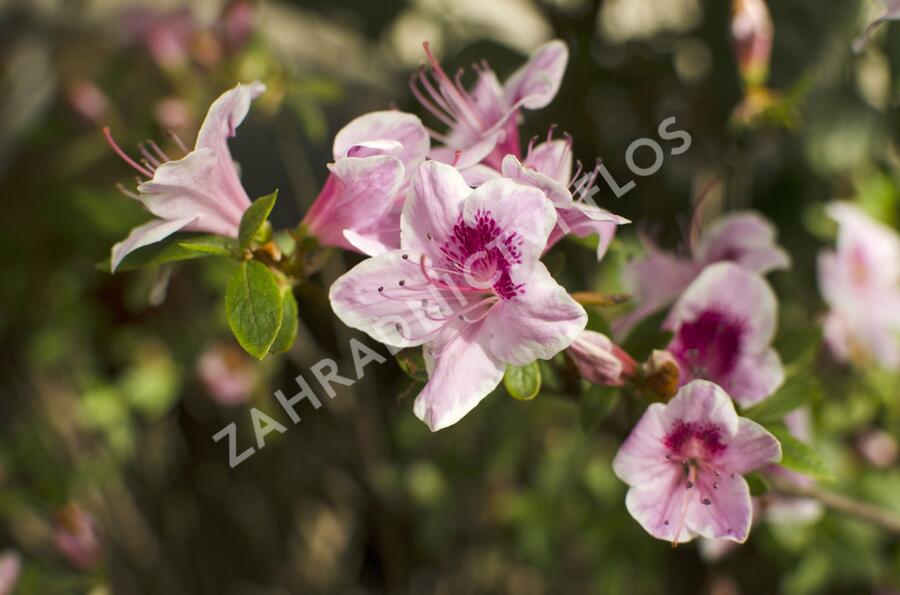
[104,35,900,551]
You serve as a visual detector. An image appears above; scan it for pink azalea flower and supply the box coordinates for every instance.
[121,7,196,69]
[302,110,429,255]
[731,0,774,87]
[329,160,587,431]
[105,81,265,271]
[664,262,784,407]
[412,40,568,171]
[818,202,900,370]
[567,331,636,386]
[54,505,102,570]
[0,550,21,595]
[501,134,629,260]
[615,211,790,338]
[853,0,900,52]
[613,379,782,544]
[197,343,259,406]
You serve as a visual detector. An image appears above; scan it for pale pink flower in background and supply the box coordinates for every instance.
[105,81,265,271]
[857,429,899,469]
[121,7,196,69]
[664,262,784,407]
[412,40,568,170]
[613,380,781,544]
[818,202,900,370]
[155,96,193,131]
[615,211,790,338]
[0,551,21,595]
[330,161,586,431]
[731,0,774,86]
[853,0,900,52]
[501,134,629,261]
[567,331,636,386]
[302,110,429,255]
[54,505,101,570]
[66,80,109,124]
[197,343,260,406]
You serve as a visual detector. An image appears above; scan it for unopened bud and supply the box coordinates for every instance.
[732,0,773,88]
[567,331,636,386]
[641,350,680,400]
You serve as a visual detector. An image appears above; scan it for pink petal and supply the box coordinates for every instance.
[193,81,264,213]
[662,380,740,438]
[328,250,445,349]
[461,177,558,275]
[138,148,245,237]
[567,331,625,386]
[333,110,430,176]
[549,205,627,260]
[696,212,790,273]
[523,139,573,186]
[502,40,568,110]
[719,418,782,474]
[612,402,672,486]
[624,475,694,543]
[501,153,572,205]
[724,348,785,407]
[304,155,405,251]
[686,471,753,542]
[484,263,587,365]
[402,160,471,260]
[110,216,196,272]
[459,164,502,186]
[413,320,506,431]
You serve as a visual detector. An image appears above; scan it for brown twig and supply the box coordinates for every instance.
[771,479,900,535]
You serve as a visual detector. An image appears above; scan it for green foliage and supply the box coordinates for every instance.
[103,234,230,272]
[238,190,278,250]
[269,287,298,354]
[769,426,834,481]
[504,362,541,401]
[744,372,821,424]
[178,235,237,256]
[225,261,283,360]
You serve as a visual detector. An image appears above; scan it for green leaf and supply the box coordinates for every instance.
[769,426,834,481]
[238,190,278,250]
[743,373,820,424]
[103,233,220,272]
[745,472,770,496]
[178,235,237,256]
[225,261,283,360]
[504,362,541,401]
[269,287,299,353]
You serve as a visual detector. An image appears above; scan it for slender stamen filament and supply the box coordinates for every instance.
[103,127,154,178]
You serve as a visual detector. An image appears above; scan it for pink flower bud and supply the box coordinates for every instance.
[731,0,774,87]
[197,343,259,406]
[54,505,101,570]
[857,429,898,469]
[0,550,21,595]
[567,331,633,386]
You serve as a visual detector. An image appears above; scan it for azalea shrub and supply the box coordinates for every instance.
[1,0,900,593]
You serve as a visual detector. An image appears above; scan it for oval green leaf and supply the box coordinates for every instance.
[239,190,278,250]
[504,362,541,401]
[225,261,283,360]
[269,287,299,354]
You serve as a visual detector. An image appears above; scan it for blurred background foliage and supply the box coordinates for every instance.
[0,0,899,593]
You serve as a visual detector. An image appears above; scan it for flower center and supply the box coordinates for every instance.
[440,210,524,301]
[670,309,744,379]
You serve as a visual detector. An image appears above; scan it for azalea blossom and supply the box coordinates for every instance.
[818,202,900,370]
[412,40,568,171]
[302,110,429,255]
[105,81,265,271]
[664,262,784,407]
[501,134,629,260]
[615,211,790,338]
[853,0,900,53]
[330,160,586,431]
[567,331,636,386]
[613,379,781,544]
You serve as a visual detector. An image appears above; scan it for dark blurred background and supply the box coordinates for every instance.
[1,0,899,593]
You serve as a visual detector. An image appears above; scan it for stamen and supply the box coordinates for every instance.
[165,129,190,154]
[115,182,140,200]
[103,127,154,178]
